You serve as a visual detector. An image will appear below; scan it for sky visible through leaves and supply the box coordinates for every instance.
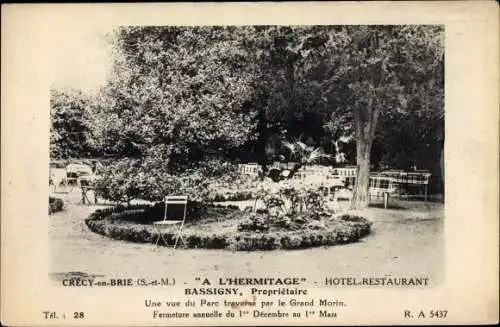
[52,26,114,93]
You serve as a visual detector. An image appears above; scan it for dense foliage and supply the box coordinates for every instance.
[93,158,238,202]
[50,88,99,159]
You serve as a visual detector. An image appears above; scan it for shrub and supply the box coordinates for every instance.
[49,197,64,214]
[252,181,330,220]
[93,158,239,203]
[236,209,330,233]
[338,214,367,222]
[209,191,254,202]
[233,233,280,251]
[237,214,270,232]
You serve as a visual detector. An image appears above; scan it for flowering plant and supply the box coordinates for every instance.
[253,180,329,219]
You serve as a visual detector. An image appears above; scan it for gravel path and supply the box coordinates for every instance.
[49,191,444,286]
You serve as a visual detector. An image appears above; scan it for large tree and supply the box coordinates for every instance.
[344,26,443,209]
[295,25,444,208]
[97,27,257,162]
[91,26,259,201]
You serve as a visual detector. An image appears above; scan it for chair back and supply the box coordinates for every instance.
[164,196,188,221]
[79,178,90,187]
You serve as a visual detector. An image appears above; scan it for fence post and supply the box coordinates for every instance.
[384,192,389,209]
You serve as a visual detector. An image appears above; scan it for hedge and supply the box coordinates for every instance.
[49,197,64,214]
[87,202,240,224]
[207,191,254,202]
[85,205,372,251]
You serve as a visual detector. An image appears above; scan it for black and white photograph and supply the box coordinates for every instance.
[1,3,498,326]
[48,24,445,285]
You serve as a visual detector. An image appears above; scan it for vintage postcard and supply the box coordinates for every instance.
[1,2,498,326]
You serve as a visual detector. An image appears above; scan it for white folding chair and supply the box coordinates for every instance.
[51,168,69,194]
[153,195,188,250]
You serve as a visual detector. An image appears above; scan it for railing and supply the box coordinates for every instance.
[378,171,431,185]
[238,163,261,176]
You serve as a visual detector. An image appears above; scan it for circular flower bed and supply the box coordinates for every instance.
[49,197,64,214]
[84,204,372,251]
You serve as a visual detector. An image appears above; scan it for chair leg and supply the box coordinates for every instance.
[173,228,186,250]
[173,231,180,250]
[154,229,161,247]
[154,228,172,247]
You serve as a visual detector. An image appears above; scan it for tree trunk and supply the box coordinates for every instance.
[350,138,372,209]
[256,106,268,181]
[350,102,379,210]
